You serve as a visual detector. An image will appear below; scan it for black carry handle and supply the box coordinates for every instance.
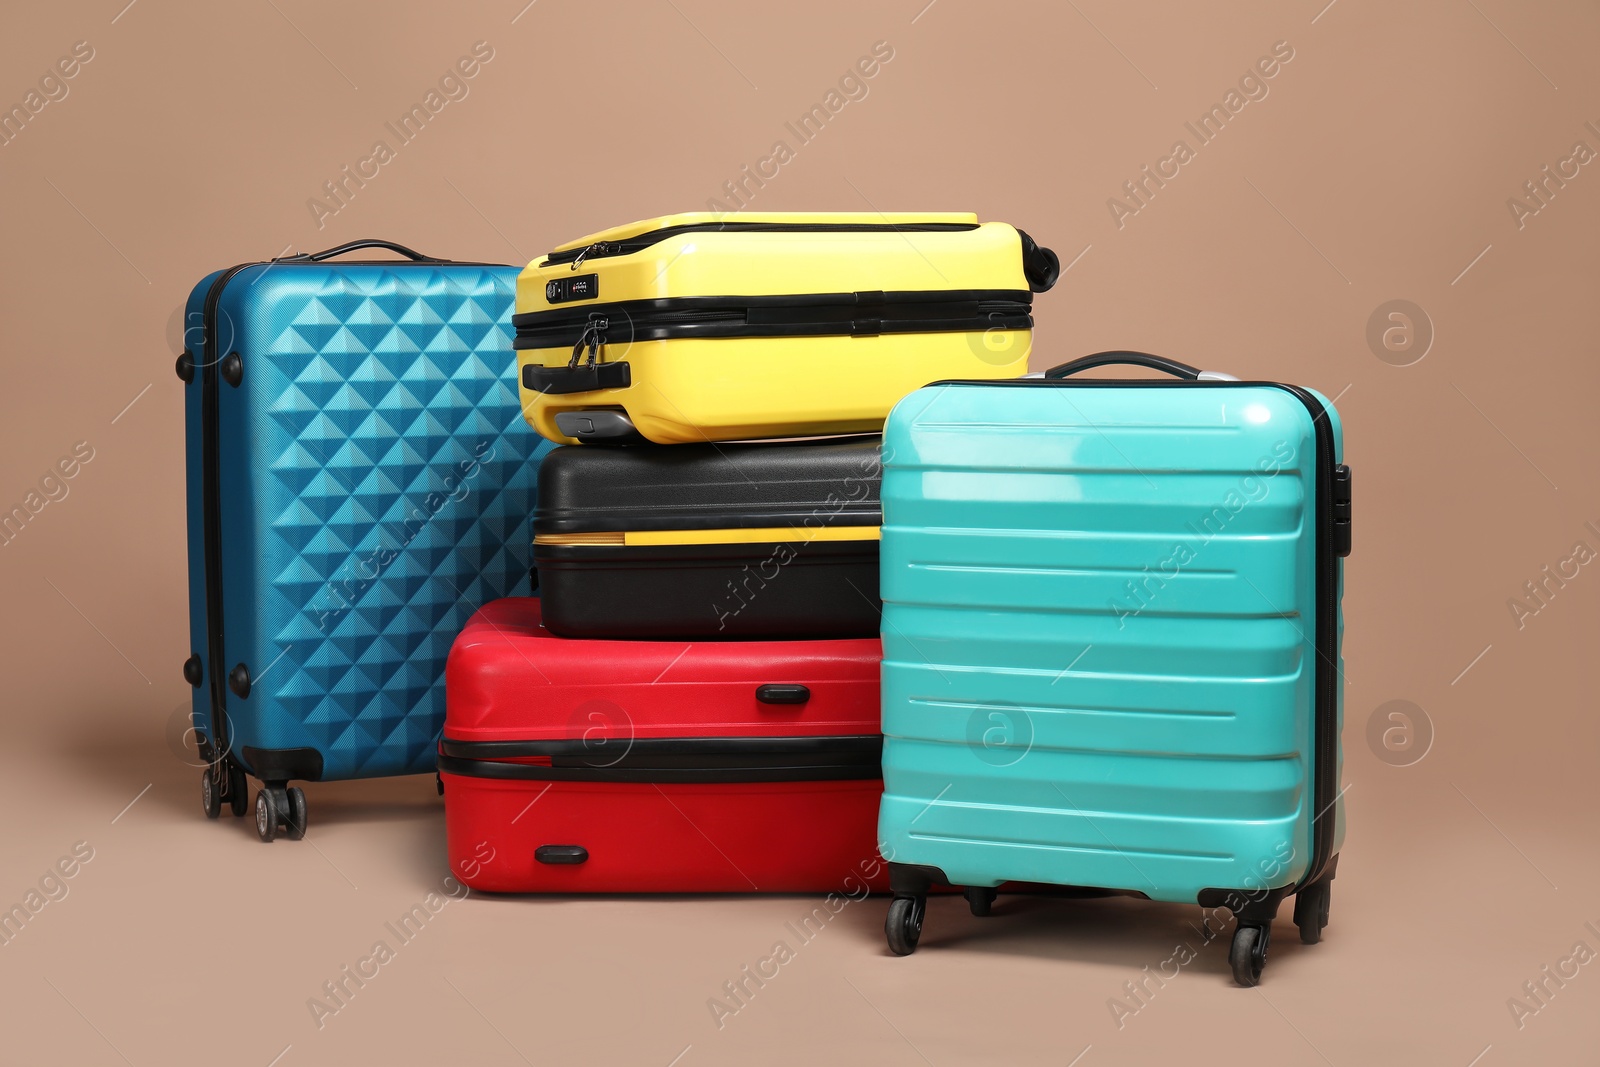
[1044,351,1203,380]
[1017,230,1060,293]
[279,239,444,264]
[756,684,810,705]
[534,845,588,865]
[522,361,632,395]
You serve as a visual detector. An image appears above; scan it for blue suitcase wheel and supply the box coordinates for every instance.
[227,762,249,818]
[200,770,221,820]
[255,786,307,843]
[1229,924,1270,987]
[886,897,925,956]
[284,787,308,841]
[255,789,276,842]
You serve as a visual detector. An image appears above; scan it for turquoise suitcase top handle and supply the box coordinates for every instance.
[1044,350,1238,381]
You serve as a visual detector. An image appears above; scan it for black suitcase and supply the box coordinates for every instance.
[532,436,882,638]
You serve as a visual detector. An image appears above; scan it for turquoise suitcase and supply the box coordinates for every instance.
[876,352,1350,986]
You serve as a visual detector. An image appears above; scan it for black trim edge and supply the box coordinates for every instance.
[512,290,1033,350]
[199,263,256,788]
[436,753,882,784]
[440,734,880,761]
[889,862,950,898]
[240,746,325,784]
[540,221,982,267]
[1269,382,1341,893]
[512,289,1033,327]
[436,734,882,784]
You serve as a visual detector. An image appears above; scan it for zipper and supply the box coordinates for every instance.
[199,262,257,773]
[566,242,615,271]
[926,376,1344,891]
[1269,384,1341,892]
[515,291,1033,350]
[436,734,883,784]
[567,316,610,367]
[542,221,980,268]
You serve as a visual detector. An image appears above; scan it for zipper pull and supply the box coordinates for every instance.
[570,242,610,271]
[566,317,608,368]
[584,317,608,366]
[567,322,593,368]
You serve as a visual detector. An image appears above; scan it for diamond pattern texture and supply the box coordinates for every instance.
[200,264,548,780]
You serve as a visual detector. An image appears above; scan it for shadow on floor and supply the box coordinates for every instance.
[47,701,1322,974]
[49,700,444,827]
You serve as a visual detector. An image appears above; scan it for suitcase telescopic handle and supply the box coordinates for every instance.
[1043,351,1238,381]
[278,239,444,264]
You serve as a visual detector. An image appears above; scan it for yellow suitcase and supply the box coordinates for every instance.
[513,212,1059,445]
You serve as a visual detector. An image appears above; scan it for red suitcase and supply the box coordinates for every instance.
[439,598,889,893]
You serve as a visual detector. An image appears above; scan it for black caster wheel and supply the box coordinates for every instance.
[885,896,925,956]
[255,788,278,843]
[964,887,997,917]
[1294,880,1331,945]
[284,787,308,841]
[1229,924,1271,987]
[201,770,222,820]
[436,772,444,797]
[227,762,249,818]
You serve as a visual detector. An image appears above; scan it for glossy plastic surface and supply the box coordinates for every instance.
[183,262,551,781]
[876,382,1346,902]
[516,217,1037,444]
[443,599,888,892]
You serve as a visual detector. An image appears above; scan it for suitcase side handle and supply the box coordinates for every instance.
[534,845,588,865]
[523,361,632,395]
[1043,351,1238,381]
[1018,230,1060,293]
[756,684,810,705]
[280,239,444,264]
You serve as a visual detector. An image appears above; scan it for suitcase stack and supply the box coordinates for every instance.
[179,219,1353,987]
[439,213,1060,893]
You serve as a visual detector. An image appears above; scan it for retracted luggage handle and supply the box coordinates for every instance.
[274,239,445,264]
[1043,351,1239,381]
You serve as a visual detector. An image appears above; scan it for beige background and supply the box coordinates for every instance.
[2,1,1597,1063]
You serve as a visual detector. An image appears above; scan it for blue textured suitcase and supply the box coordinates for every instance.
[875,352,1350,985]
[179,240,552,841]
